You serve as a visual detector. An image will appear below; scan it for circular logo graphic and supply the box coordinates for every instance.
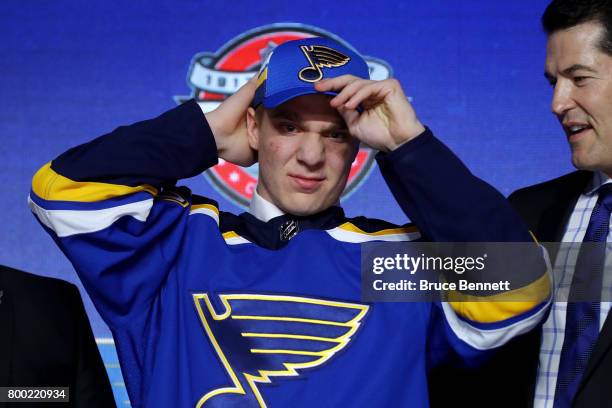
[176,23,392,208]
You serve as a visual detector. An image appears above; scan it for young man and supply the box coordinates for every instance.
[509,1,612,406]
[30,37,549,407]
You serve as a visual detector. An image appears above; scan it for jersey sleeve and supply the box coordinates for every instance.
[376,128,551,360]
[29,100,219,328]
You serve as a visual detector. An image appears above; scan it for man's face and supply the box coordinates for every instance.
[545,21,612,174]
[247,94,359,216]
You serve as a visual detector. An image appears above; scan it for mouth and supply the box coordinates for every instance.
[288,174,326,191]
[564,123,593,142]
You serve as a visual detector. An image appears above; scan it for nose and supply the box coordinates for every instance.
[296,133,325,168]
[551,80,576,117]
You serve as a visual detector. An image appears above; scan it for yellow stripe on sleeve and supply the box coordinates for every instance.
[32,162,158,202]
[447,272,551,323]
[338,222,418,236]
[191,203,220,215]
[222,231,240,240]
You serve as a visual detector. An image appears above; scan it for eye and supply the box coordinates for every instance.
[276,122,299,134]
[573,76,590,86]
[328,130,349,141]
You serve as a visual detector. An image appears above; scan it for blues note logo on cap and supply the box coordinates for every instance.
[298,45,351,82]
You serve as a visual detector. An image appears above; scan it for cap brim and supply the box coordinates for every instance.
[262,88,338,109]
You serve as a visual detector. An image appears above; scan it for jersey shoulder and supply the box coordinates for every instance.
[328,216,420,243]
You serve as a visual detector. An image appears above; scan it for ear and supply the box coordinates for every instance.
[246,107,260,151]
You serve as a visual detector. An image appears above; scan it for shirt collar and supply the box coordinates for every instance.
[586,171,612,195]
[249,188,285,222]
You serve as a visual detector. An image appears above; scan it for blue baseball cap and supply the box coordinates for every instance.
[251,37,370,109]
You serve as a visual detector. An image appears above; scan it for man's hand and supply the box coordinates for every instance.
[205,76,258,166]
[315,76,425,152]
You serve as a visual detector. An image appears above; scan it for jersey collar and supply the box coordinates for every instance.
[237,187,346,249]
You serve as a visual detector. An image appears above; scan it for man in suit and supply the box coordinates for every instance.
[0,264,116,407]
[509,1,612,406]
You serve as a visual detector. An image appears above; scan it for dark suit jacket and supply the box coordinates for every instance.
[509,170,612,408]
[428,299,542,407]
[0,265,116,408]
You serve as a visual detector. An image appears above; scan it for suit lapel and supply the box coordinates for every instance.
[537,194,579,242]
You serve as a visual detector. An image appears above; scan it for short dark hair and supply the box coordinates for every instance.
[542,0,612,55]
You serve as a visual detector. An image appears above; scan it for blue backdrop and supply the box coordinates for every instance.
[1,1,570,405]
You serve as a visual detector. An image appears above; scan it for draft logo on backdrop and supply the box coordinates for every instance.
[176,24,392,208]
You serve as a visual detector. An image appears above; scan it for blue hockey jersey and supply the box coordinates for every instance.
[29,100,550,407]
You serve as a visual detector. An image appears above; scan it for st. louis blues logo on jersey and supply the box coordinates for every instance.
[192,293,370,407]
[175,24,392,209]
